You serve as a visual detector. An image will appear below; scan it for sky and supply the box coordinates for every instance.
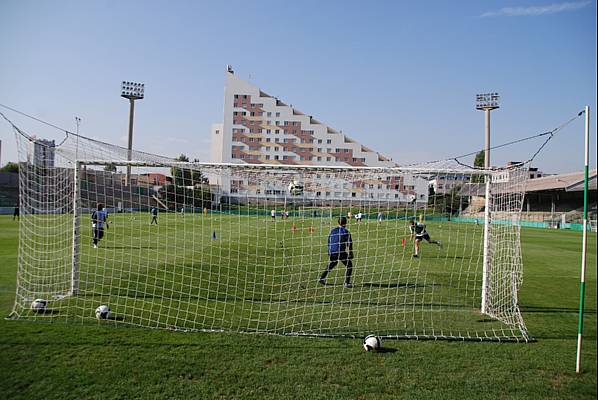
[0,0,596,173]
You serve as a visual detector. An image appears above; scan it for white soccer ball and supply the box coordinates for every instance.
[31,299,47,312]
[363,335,382,352]
[288,180,304,196]
[95,305,111,320]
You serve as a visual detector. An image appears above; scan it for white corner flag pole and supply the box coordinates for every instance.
[575,105,590,374]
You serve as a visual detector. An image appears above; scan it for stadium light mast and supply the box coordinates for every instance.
[121,81,145,185]
[476,93,500,168]
[476,92,499,315]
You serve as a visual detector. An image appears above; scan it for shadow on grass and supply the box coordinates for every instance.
[521,306,597,314]
[100,246,155,250]
[34,309,60,315]
[106,315,126,321]
[362,282,427,289]
[376,347,398,353]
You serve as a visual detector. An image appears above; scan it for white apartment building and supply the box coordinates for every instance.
[210,66,427,204]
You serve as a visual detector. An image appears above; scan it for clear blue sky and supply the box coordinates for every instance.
[1,0,595,172]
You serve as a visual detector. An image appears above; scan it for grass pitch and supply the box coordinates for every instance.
[0,215,596,399]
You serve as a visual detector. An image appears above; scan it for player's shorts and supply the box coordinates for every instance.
[330,252,350,263]
[415,233,430,241]
[93,227,104,240]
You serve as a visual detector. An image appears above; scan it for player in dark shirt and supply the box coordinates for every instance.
[410,219,442,257]
[319,217,354,288]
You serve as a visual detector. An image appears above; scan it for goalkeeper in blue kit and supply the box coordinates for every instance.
[91,203,107,248]
[319,216,354,288]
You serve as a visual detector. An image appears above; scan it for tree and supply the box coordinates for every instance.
[158,184,212,210]
[434,186,469,216]
[172,154,205,187]
[427,184,436,206]
[0,162,19,173]
[472,150,485,183]
[104,163,117,172]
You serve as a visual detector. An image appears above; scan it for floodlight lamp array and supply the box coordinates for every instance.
[121,81,145,99]
[476,92,500,110]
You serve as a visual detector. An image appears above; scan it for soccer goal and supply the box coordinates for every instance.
[9,130,531,341]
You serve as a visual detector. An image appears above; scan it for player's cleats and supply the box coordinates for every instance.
[318,278,326,285]
[93,244,98,249]
[343,283,353,289]
[413,254,418,258]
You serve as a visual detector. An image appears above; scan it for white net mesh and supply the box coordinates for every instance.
[10,129,531,341]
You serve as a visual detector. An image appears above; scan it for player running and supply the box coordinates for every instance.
[319,216,354,288]
[92,203,107,248]
[409,219,442,257]
[150,207,158,225]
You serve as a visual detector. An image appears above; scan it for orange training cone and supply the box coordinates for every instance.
[401,238,406,248]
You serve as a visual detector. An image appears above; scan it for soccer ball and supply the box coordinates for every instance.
[95,305,111,320]
[288,180,304,196]
[31,299,47,312]
[363,335,381,352]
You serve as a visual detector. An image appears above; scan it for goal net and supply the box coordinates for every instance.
[10,130,531,341]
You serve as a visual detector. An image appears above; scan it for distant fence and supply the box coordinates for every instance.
[2,206,595,231]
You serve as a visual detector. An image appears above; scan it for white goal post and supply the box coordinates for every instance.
[10,131,532,342]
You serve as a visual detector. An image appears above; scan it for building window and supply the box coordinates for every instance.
[276,112,280,117]
[327,139,332,144]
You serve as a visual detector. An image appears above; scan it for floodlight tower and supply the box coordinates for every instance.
[476,92,499,316]
[121,81,145,185]
[476,93,500,168]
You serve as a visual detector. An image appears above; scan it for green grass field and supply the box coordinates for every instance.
[0,215,596,399]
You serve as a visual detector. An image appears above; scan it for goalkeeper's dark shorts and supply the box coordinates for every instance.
[415,233,431,241]
[330,252,350,263]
